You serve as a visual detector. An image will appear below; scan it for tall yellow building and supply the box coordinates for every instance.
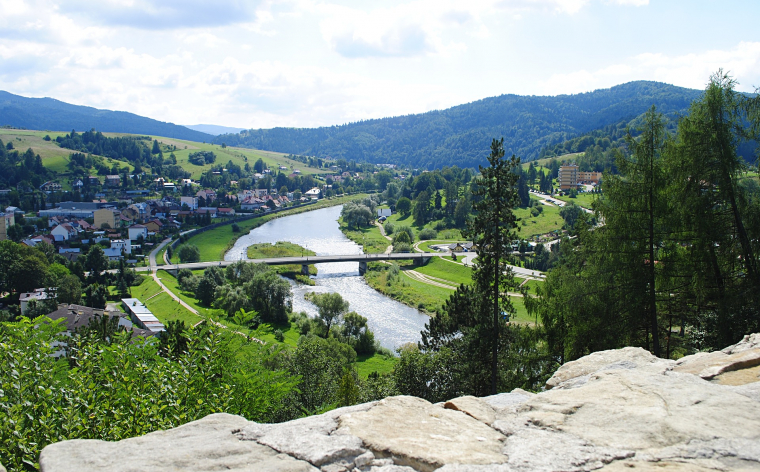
[94,208,117,229]
[558,164,578,190]
[0,212,14,241]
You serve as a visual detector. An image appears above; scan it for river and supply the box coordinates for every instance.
[225,205,429,350]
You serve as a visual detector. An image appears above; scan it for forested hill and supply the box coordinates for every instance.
[214,81,702,169]
[0,91,213,142]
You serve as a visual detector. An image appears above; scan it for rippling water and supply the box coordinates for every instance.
[225,205,429,350]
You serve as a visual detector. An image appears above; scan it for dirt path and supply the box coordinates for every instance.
[375,221,394,254]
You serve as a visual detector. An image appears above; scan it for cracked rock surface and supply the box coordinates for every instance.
[39,335,760,472]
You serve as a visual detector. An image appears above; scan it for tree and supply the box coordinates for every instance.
[421,138,523,395]
[85,245,109,283]
[413,191,431,225]
[6,224,24,242]
[85,283,107,309]
[396,197,412,216]
[176,244,201,263]
[310,292,350,337]
[559,202,583,230]
[595,106,668,357]
[57,275,82,304]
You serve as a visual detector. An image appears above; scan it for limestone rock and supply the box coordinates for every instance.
[0,462,5,472]
[674,347,760,381]
[38,334,760,472]
[236,403,375,467]
[545,346,674,389]
[39,413,317,472]
[339,396,508,472]
[443,395,496,425]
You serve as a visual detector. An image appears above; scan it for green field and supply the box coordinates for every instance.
[413,256,473,286]
[554,192,599,209]
[132,276,203,326]
[522,152,583,169]
[0,128,327,183]
[362,262,451,314]
[340,220,391,254]
[514,202,564,238]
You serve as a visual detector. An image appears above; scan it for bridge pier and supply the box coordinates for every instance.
[302,264,310,275]
[414,256,431,267]
[359,261,367,275]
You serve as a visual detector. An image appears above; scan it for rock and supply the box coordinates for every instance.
[236,403,375,467]
[545,346,674,389]
[0,462,5,472]
[674,348,760,381]
[339,396,508,472]
[443,395,496,425]
[39,334,760,472]
[39,413,317,472]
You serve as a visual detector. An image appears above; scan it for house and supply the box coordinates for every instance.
[94,208,117,229]
[448,242,477,252]
[240,196,266,211]
[377,208,392,218]
[128,224,148,242]
[46,304,155,355]
[144,219,163,233]
[0,212,14,241]
[20,288,55,313]
[304,187,321,199]
[110,239,131,257]
[163,182,176,191]
[196,207,218,218]
[180,196,198,210]
[105,175,121,187]
[40,181,62,192]
[217,207,235,217]
[181,179,195,187]
[51,223,78,241]
[88,176,101,186]
[196,189,217,202]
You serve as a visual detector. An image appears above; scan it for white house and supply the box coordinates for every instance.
[51,223,78,241]
[304,187,321,199]
[110,239,132,255]
[128,224,148,242]
[180,196,198,210]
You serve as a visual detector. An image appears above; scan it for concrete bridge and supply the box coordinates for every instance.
[146,252,433,276]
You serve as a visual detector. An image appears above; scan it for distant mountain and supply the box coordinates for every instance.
[214,81,703,169]
[0,91,213,142]
[184,124,246,136]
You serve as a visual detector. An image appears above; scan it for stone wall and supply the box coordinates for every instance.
[38,334,760,472]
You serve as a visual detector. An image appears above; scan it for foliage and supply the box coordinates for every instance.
[0,317,296,472]
[418,228,437,240]
[176,244,201,263]
[188,150,217,166]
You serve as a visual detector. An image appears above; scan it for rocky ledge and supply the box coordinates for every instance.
[39,334,760,472]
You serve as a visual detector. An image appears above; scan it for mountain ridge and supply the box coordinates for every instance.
[0,91,213,142]
[214,81,703,168]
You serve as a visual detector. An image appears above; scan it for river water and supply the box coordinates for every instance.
[225,205,429,350]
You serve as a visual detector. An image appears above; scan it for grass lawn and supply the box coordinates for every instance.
[356,353,398,378]
[510,296,536,325]
[174,194,368,263]
[362,262,450,314]
[339,221,390,254]
[514,204,564,238]
[155,270,217,317]
[131,276,203,326]
[247,242,317,278]
[413,256,473,286]
[554,192,599,209]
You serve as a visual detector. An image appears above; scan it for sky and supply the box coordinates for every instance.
[1,0,759,130]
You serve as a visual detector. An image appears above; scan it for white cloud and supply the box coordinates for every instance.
[538,41,760,95]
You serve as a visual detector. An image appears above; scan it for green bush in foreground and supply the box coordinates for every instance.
[0,317,296,472]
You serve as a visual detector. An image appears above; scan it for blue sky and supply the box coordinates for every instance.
[1,0,759,129]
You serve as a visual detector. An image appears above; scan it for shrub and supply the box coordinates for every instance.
[274,329,284,342]
[393,242,412,253]
[418,228,437,240]
[176,244,200,263]
[383,221,395,235]
[232,223,240,233]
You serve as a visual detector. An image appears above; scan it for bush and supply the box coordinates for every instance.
[393,242,412,253]
[392,225,414,245]
[176,244,200,263]
[383,221,395,235]
[232,223,240,233]
[274,329,284,342]
[418,228,437,240]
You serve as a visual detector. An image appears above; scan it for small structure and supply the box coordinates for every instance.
[377,208,392,218]
[20,288,55,314]
[94,208,117,229]
[180,196,198,210]
[121,298,165,334]
[128,224,148,242]
[304,187,321,199]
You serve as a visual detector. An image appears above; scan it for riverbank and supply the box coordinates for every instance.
[173,194,369,263]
